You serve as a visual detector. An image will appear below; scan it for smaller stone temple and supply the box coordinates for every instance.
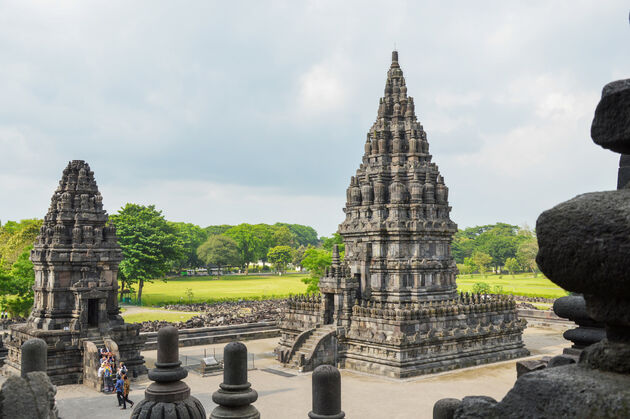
[4,160,146,385]
[277,51,528,378]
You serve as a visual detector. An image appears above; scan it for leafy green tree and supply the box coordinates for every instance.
[472,251,492,278]
[0,247,35,317]
[274,223,319,247]
[252,224,275,266]
[110,204,184,305]
[505,257,520,278]
[321,233,345,255]
[169,222,208,270]
[452,223,527,269]
[0,219,42,270]
[463,257,477,276]
[204,225,233,237]
[292,245,307,269]
[196,235,240,280]
[457,263,473,277]
[272,226,296,247]
[517,237,539,276]
[301,248,332,292]
[267,245,293,274]
[224,224,265,274]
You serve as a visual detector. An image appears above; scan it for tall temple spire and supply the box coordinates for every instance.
[344,51,457,302]
[278,50,527,380]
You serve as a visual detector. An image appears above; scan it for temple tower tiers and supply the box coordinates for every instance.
[277,52,528,378]
[340,50,458,303]
[4,160,146,385]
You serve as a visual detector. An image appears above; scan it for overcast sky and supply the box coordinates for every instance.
[1,1,628,237]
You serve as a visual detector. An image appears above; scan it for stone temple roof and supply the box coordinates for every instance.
[36,159,119,251]
[340,51,456,236]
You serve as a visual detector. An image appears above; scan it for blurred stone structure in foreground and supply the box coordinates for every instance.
[434,66,630,418]
[277,52,527,378]
[4,160,146,385]
[0,338,58,418]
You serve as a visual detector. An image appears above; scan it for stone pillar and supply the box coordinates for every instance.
[553,294,605,356]
[131,326,205,418]
[210,341,260,419]
[308,365,345,419]
[21,338,47,377]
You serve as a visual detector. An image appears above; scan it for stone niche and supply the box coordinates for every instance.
[3,160,146,385]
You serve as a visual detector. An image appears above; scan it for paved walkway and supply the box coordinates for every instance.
[56,326,568,419]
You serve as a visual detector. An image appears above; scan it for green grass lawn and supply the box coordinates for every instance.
[131,272,565,307]
[137,274,309,306]
[456,273,568,298]
[122,311,199,323]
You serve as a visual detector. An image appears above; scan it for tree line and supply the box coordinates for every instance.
[0,212,540,315]
[0,204,321,308]
[452,223,539,277]
[110,204,320,304]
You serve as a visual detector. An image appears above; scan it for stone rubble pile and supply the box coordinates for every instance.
[138,300,286,332]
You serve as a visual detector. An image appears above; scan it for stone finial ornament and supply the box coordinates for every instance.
[308,365,345,419]
[131,326,205,418]
[210,341,259,419]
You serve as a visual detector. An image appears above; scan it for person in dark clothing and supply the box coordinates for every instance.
[115,375,126,409]
[122,374,134,408]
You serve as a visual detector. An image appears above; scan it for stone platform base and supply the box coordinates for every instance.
[341,345,529,379]
[4,322,146,386]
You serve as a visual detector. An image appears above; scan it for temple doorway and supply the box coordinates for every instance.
[324,294,334,325]
[87,299,98,327]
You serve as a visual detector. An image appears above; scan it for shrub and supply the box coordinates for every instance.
[493,285,504,294]
[472,282,492,294]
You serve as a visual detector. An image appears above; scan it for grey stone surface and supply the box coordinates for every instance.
[309,365,344,419]
[210,342,259,419]
[5,160,146,385]
[591,79,630,153]
[546,355,575,368]
[278,51,527,379]
[553,294,605,352]
[515,359,547,378]
[455,366,630,418]
[21,338,47,377]
[536,189,630,300]
[433,398,461,419]
[132,326,205,418]
[0,371,58,419]
[617,154,630,189]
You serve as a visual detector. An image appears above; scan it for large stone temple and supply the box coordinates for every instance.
[4,160,146,385]
[277,52,528,378]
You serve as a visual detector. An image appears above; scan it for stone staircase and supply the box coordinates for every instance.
[286,325,336,372]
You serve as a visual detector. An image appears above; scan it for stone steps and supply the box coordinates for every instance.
[286,325,335,369]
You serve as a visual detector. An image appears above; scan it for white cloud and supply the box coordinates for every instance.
[434,91,482,108]
[297,58,350,117]
[100,180,344,237]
